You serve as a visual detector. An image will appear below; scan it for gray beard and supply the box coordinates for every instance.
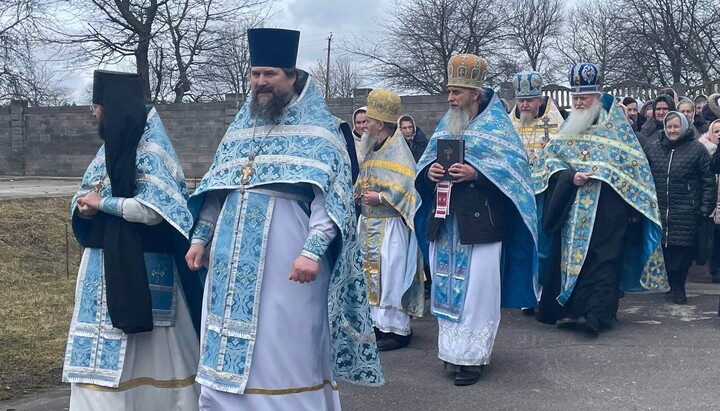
[358,131,379,159]
[561,101,602,137]
[446,106,472,136]
[519,111,538,127]
[249,89,292,122]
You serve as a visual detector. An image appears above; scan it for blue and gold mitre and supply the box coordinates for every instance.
[513,71,543,98]
[568,63,601,94]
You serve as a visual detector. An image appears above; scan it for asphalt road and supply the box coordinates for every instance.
[1,177,719,410]
[2,283,719,411]
[0,177,79,200]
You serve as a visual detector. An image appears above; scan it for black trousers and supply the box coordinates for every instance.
[662,245,695,292]
[709,226,720,280]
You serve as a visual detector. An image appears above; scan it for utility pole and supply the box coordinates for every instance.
[325,33,333,98]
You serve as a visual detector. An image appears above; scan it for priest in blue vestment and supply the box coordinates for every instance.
[416,54,539,386]
[533,63,669,336]
[185,28,383,410]
[63,70,203,410]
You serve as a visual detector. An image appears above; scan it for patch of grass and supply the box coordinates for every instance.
[0,197,81,401]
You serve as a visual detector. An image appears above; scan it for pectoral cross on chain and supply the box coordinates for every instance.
[241,164,254,185]
[444,147,453,160]
[534,116,558,144]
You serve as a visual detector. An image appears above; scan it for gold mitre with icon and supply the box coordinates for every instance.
[447,54,487,90]
[366,89,402,124]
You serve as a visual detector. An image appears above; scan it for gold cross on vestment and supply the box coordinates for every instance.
[534,116,558,144]
[94,180,104,193]
[579,195,594,209]
[241,164,254,185]
[362,180,371,194]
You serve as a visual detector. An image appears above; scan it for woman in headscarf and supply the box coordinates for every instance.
[643,112,716,304]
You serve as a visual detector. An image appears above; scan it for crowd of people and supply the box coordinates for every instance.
[61,27,720,411]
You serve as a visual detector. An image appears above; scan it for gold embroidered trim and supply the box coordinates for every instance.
[76,374,197,392]
[361,159,415,178]
[244,380,339,395]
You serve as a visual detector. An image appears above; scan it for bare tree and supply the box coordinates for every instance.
[158,0,267,103]
[620,0,720,86]
[509,0,565,72]
[344,0,513,94]
[558,0,628,84]
[310,57,367,98]
[57,0,167,101]
[0,0,69,105]
[191,18,261,101]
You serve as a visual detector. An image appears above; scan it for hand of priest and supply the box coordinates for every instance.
[448,163,478,183]
[289,256,319,283]
[362,191,382,206]
[572,172,591,186]
[185,243,205,271]
[428,163,445,183]
[77,192,101,216]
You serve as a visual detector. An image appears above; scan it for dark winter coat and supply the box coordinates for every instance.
[426,170,510,244]
[405,127,429,162]
[638,118,662,147]
[644,129,716,247]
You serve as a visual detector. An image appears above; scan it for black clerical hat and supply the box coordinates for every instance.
[92,70,143,105]
[247,28,300,68]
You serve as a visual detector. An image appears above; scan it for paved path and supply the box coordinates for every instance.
[0,177,79,200]
[2,283,719,411]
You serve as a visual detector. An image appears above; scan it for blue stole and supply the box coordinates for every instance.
[532,94,669,305]
[63,107,197,387]
[416,89,539,321]
[188,79,383,394]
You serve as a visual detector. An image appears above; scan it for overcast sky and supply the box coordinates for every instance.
[62,0,388,102]
[269,0,385,75]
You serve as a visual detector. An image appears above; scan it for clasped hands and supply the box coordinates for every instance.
[185,244,319,283]
[428,162,477,183]
[356,191,381,206]
[76,191,102,216]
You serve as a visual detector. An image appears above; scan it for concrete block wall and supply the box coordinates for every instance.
[0,91,452,177]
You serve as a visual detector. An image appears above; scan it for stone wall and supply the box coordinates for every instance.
[0,91,450,178]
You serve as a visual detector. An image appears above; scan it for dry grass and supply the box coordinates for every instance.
[0,197,81,401]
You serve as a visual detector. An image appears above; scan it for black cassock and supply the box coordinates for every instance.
[537,169,640,327]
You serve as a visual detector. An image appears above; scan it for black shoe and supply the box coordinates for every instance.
[578,315,599,337]
[374,328,385,341]
[672,291,687,305]
[556,318,577,330]
[521,307,536,317]
[377,332,411,351]
[454,366,483,386]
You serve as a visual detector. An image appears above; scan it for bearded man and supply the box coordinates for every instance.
[533,63,669,337]
[184,28,382,410]
[416,54,538,386]
[63,70,203,410]
[509,71,563,166]
[354,89,424,351]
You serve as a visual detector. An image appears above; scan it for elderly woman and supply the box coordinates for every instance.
[644,112,716,304]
